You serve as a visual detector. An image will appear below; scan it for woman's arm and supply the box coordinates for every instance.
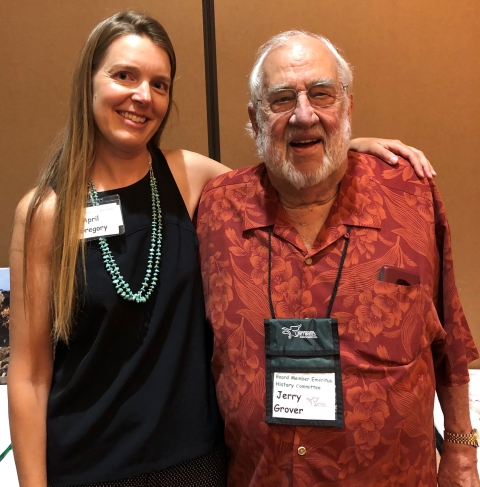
[163,150,230,218]
[8,190,56,487]
[350,137,436,179]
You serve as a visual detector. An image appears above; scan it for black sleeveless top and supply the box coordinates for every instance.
[46,148,224,485]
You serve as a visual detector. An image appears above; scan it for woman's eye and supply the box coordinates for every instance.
[117,72,129,81]
[153,81,168,91]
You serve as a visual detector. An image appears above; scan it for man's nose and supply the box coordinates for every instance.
[289,92,318,126]
[132,80,152,104]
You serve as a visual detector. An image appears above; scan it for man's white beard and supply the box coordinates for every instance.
[256,109,352,190]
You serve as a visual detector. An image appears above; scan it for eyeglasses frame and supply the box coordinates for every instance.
[256,82,349,114]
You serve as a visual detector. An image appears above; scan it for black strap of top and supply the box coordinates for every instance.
[267,225,352,319]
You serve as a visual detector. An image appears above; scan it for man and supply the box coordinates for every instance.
[197,31,479,486]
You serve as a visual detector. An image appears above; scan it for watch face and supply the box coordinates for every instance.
[473,429,479,447]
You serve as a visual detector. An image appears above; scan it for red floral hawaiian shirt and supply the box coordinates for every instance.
[197,152,479,487]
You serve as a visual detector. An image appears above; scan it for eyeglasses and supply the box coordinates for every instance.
[257,83,348,114]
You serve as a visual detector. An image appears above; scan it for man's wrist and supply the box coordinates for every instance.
[444,429,479,448]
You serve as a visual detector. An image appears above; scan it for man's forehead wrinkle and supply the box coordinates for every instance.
[261,38,338,93]
[262,59,338,94]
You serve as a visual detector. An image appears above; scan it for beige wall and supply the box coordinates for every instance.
[215,0,480,367]
[1,1,478,365]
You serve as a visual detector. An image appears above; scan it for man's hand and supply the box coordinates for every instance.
[438,442,480,486]
[437,382,480,486]
[349,137,437,179]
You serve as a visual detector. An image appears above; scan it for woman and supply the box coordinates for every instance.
[8,11,433,487]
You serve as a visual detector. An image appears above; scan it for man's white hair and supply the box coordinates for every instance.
[247,30,353,136]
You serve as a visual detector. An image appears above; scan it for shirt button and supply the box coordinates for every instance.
[298,446,307,456]
[304,257,313,265]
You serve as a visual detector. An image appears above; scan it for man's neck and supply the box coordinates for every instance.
[267,160,347,251]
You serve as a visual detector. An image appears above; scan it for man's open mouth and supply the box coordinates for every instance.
[289,138,323,148]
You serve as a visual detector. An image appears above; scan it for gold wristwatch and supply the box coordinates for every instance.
[444,429,479,448]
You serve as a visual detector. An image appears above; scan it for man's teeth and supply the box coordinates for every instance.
[293,139,318,144]
[121,112,146,123]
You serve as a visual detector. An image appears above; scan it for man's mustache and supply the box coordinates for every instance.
[284,126,327,143]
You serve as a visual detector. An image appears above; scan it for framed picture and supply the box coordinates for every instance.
[0,268,10,385]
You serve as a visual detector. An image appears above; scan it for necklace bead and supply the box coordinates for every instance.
[88,154,162,303]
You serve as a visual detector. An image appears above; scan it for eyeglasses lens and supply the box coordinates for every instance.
[268,86,337,113]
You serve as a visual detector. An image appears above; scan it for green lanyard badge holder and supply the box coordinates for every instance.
[264,227,351,428]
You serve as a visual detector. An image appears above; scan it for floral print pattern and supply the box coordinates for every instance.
[197,152,479,487]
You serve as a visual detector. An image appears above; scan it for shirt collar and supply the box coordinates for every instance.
[243,154,382,232]
[242,164,279,231]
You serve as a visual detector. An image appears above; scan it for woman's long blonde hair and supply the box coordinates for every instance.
[24,11,177,343]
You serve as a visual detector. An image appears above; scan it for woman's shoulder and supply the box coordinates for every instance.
[12,188,56,250]
[163,149,230,181]
[14,188,56,224]
[162,149,230,218]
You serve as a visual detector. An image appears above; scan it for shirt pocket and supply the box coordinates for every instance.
[352,278,444,366]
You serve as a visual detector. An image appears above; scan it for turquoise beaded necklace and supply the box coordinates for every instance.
[88,154,162,303]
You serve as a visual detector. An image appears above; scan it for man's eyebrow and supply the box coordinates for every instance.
[265,78,336,93]
[265,83,294,93]
[307,78,336,88]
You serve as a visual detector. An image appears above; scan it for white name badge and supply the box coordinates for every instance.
[83,194,125,240]
[272,372,336,421]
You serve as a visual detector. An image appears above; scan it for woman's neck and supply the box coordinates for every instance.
[90,147,152,191]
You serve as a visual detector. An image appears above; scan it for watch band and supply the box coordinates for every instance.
[444,428,479,448]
